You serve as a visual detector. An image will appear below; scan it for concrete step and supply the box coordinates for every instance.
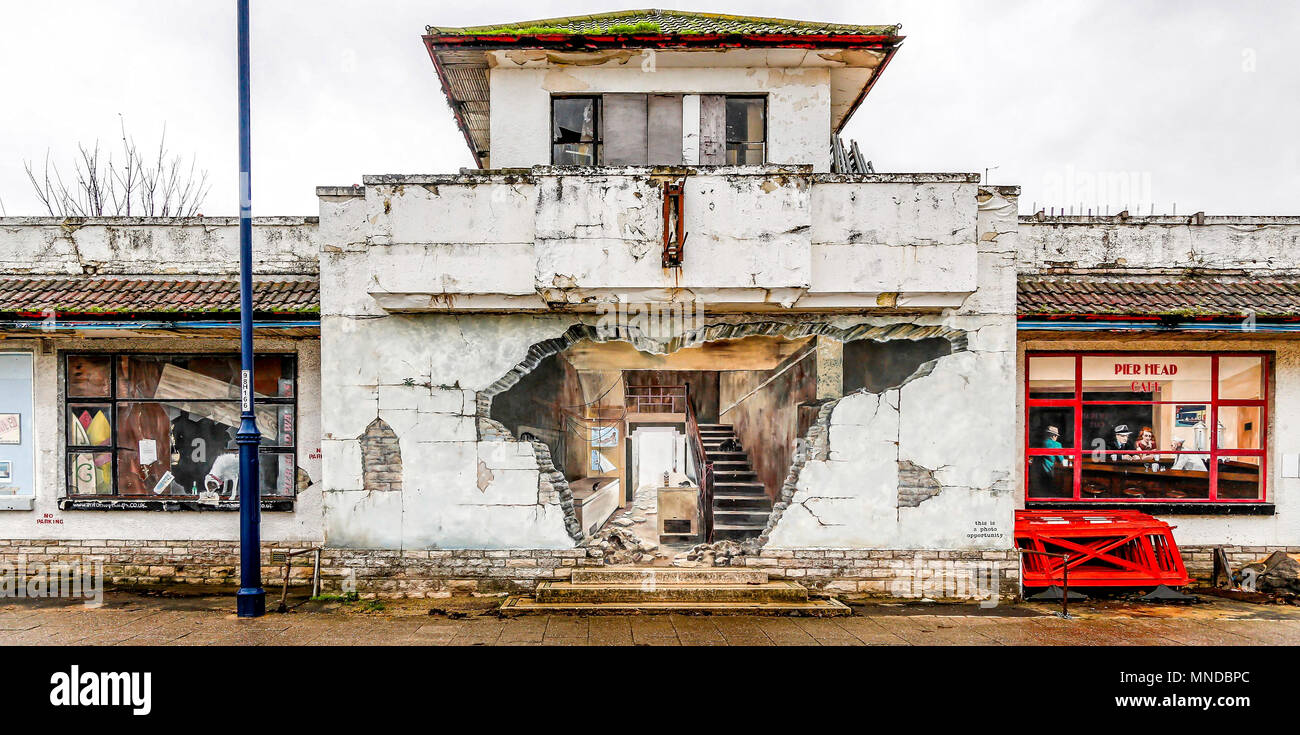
[713,482,766,496]
[713,524,765,541]
[500,596,851,616]
[534,580,808,604]
[713,470,757,480]
[712,460,752,468]
[713,494,772,510]
[571,566,768,585]
[712,509,771,525]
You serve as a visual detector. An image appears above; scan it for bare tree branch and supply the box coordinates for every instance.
[22,119,209,217]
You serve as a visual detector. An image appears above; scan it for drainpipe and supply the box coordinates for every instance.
[235,0,265,618]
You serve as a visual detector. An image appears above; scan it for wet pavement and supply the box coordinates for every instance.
[3,590,1300,645]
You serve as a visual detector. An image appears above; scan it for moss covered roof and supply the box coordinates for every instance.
[429,9,898,36]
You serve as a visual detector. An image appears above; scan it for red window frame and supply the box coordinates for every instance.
[1025,351,1269,503]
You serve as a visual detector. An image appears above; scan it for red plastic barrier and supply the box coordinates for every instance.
[1015,509,1189,588]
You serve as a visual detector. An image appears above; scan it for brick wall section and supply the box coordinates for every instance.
[360,417,402,492]
[0,540,1022,600]
[897,460,943,508]
[5,540,1295,599]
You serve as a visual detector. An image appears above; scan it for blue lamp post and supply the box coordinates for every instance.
[235,0,265,618]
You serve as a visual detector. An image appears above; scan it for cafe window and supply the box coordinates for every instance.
[724,95,766,165]
[1026,352,1267,503]
[64,353,297,500]
[552,96,601,165]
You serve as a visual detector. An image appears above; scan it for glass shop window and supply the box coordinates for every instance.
[552,97,601,165]
[725,96,766,165]
[64,353,297,500]
[1026,353,1267,503]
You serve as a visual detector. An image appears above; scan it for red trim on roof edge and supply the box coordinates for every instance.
[424,33,902,49]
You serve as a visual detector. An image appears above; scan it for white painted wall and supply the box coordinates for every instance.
[489,65,832,171]
[327,171,983,312]
[0,217,320,275]
[1018,216,1300,273]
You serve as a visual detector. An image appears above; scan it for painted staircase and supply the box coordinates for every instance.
[500,567,849,615]
[699,423,771,541]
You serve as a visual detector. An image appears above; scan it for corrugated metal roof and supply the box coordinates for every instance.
[431,9,898,36]
[1019,274,1300,317]
[0,277,319,315]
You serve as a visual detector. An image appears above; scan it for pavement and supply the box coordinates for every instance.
[4,589,1300,646]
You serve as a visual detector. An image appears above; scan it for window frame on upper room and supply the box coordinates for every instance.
[723,94,768,166]
[550,95,602,166]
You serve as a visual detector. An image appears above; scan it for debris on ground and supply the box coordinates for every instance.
[585,526,659,565]
[674,539,759,567]
[1238,551,1300,596]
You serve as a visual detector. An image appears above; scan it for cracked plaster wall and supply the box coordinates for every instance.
[0,217,320,276]
[316,184,1019,551]
[1018,216,1300,274]
[765,345,1017,550]
[762,187,1019,550]
[318,172,984,312]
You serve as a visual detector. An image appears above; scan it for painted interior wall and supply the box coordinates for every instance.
[623,369,720,422]
[719,343,818,500]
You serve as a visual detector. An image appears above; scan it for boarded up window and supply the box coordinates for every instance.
[600,93,683,166]
[601,94,647,165]
[647,94,683,165]
[699,94,726,165]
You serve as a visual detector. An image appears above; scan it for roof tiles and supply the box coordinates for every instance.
[1019,274,1300,318]
[0,277,319,315]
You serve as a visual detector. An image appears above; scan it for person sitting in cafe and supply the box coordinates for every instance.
[1106,424,1133,461]
[1040,425,1065,473]
[1134,425,1158,461]
[1170,438,1208,472]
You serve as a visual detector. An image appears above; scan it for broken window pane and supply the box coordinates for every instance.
[552,97,599,165]
[725,96,765,164]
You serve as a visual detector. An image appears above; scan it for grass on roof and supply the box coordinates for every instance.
[461,22,664,35]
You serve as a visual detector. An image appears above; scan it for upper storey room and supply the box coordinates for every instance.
[422,9,902,171]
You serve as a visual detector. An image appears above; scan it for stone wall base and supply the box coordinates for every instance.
[1180,545,1300,579]
[0,540,1021,600]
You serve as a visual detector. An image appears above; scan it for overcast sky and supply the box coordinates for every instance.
[2,1,1296,217]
